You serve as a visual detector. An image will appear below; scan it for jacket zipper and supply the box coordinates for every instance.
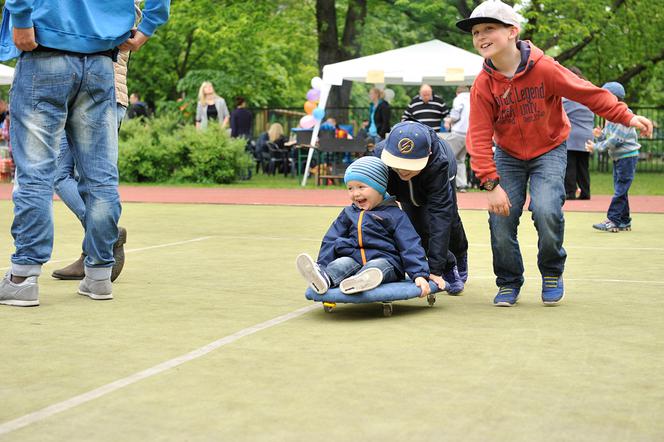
[357,210,367,264]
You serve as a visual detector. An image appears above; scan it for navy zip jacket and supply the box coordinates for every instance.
[317,196,429,280]
[374,131,455,276]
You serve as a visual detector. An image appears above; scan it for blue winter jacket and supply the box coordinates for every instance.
[1,0,170,60]
[317,196,429,281]
[373,130,455,276]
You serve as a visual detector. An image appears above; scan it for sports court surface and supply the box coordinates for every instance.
[1,186,663,441]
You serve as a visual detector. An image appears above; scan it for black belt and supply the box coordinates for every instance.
[33,45,117,61]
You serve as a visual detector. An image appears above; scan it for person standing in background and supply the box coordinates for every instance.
[368,87,391,142]
[442,85,471,191]
[230,96,252,139]
[563,67,594,200]
[195,81,229,130]
[402,84,449,132]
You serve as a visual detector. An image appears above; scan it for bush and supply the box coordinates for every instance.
[119,114,253,184]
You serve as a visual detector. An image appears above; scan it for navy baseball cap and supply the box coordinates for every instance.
[381,121,433,171]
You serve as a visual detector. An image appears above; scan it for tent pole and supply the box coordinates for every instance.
[301,83,332,187]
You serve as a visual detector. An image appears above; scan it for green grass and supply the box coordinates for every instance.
[120,170,664,195]
[1,201,664,441]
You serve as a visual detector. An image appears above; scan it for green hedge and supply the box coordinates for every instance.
[118,114,254,184]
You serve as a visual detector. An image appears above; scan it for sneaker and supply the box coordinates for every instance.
[111,227,127,282]
[339,268,383,294]
[457,254,468,283]
[295,253,329,295]
[592,219,619,232]
[542,276,564,305]
[493,287,520,307]
[78,277,113,300]
[0,273,39,307]
[618,222,631,231]
[443,266,464,295]
[52,253,85,280]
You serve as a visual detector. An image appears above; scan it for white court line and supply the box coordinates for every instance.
[0,236,214,272]
[0,304,318,436]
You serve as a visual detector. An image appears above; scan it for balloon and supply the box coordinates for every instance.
[383,88,395,102]
[299,115,317,129]
[311,76,323,90]
[304,100,316,115]
[312,108,325,121]
[306,88,321,102]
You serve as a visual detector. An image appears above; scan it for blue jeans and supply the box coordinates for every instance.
[9,52,120,280]
[607,156,637,226]
[489,144,567,288]
[322,257,400,287]
[54,104,127,223]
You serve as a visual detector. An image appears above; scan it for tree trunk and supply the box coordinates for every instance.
[316,0,367,122]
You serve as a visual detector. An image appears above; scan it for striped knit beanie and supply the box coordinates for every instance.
[344,156,389,196]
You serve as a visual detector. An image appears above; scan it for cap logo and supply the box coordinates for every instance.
[398,138,415,154]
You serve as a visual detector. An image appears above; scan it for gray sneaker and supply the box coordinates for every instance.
[339,268,383,294]
[78,277,113,300]
[0,273,39,307]
[295,253,329,294]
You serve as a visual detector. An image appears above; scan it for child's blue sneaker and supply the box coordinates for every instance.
[541,276,564,305]
[493,287,520,307]
[457,254,468,283]
[443,266,464,295]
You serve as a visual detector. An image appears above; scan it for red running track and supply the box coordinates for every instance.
[1,183,664,213]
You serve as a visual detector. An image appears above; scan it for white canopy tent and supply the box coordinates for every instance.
[0,64,14,85]
[301,39,484,186]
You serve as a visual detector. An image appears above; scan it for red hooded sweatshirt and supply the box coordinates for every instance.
[467,41,635,184]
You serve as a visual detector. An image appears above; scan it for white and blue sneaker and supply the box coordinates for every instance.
[493,287,520,307]
[295,253,330,295]
[542,276,564,305]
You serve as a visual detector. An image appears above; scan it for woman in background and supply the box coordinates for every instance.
[195,81,230,130]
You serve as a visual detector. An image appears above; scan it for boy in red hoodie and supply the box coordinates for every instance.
[457,0,653,307]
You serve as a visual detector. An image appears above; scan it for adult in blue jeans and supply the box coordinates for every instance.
[51,3,144,282]
[0,0,170,307]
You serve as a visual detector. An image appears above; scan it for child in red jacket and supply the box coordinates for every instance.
[456,0,653,307]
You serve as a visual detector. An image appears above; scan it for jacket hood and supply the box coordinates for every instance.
[481,40,544,81]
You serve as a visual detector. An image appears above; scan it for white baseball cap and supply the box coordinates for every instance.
[456,0,525,33]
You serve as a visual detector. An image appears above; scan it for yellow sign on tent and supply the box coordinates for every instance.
[445,67,465,82]
[366,70,385,83]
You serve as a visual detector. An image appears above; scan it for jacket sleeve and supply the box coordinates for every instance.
[195,103,203,123]
[466,82,499,184]
[5,0,34,28]
[422,163,454,275]
[595,123,633,152]
[449,95,463,123]
[549,62,634,126]
[317,209,350,267]
[393,211,430,280]
[137,0,171,37]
